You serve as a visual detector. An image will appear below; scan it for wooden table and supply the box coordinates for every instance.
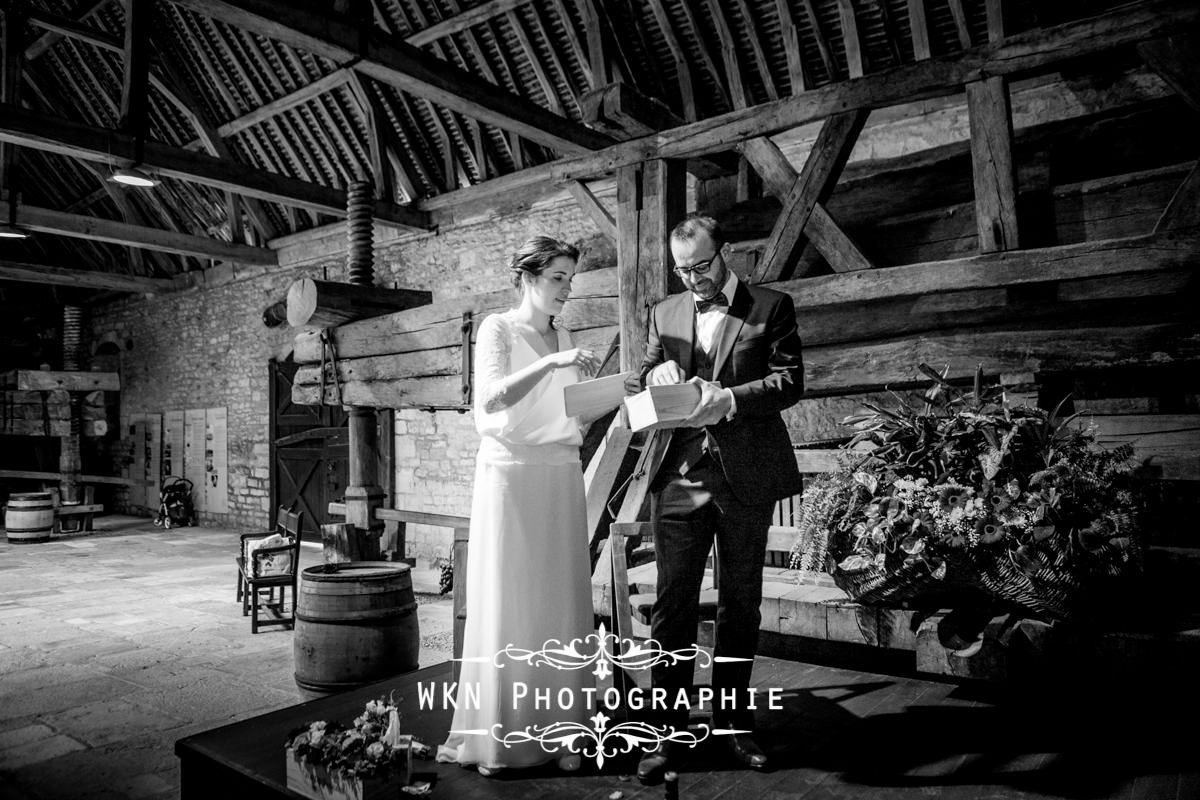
[175,663,457,799]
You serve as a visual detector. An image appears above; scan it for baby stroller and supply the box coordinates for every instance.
[154,477,197,529]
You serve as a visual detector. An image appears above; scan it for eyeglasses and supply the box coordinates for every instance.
[672,254,719,277]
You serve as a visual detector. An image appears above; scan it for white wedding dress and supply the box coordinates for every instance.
[437,310,595,770]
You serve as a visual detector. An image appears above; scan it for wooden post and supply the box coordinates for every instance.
[345,407,385,558]
[615,158,685,376]
[451,524,470,685]
[967,76,1020,253]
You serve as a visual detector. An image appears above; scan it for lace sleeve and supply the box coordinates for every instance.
[475,314,513,414]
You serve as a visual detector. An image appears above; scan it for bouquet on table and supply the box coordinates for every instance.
[790,365,1145,620]
[286,694,426,800]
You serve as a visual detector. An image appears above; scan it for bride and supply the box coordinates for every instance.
[437,236,612,776]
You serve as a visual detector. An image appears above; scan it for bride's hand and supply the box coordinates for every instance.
[547,348,600,377]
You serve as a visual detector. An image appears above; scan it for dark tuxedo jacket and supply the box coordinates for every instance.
[639,279,805,506]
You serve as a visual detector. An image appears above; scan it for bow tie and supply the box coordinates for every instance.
[695,292,729,314]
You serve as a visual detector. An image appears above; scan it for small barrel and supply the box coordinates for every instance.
[4,493,55,544]
[294,562,420,697]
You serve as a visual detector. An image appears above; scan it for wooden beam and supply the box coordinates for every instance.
[967,75,1019,252]
[805,320,1199,397]
[616,160,684,374]
[731,0,779,100]
[545,0,1199,184]
[0,260,176,292]
[168,0,615,155]
[118,0,151,136]
[837,0,865,78]
[674,0,731,108]
[738,136,874,273]
[775,0,806,93]
[566,180,616,241]
[907,0,931,60]
[405,0,528,48]
[506,10,562,115]
[0,201,278,264]
[947,0,973,49]
[772,232,1200,307]
[707,0,750,108]
[23,0,109,60]
[1138,32,1200,114]
[800,0,838,80]
[14,370,120,392]
[0,104,429,229]
[1155,163,1200,232]
[752,110,867,283]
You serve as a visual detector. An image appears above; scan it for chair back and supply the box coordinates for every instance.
[276,506,304,538]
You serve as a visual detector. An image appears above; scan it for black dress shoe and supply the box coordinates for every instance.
[724,732,768,769]
[636,743,674,782]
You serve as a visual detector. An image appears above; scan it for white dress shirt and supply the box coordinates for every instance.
[693,271,741,419]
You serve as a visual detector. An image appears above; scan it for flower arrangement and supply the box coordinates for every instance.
[286,694,414,799]
[790,365,1145,619]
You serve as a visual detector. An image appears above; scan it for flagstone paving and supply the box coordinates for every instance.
[0,517,454,800]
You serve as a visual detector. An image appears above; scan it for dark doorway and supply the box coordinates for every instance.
[269,358,347,542]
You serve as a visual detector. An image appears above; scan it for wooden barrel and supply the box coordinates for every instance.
[294,562,420,696]
[4,493,55,544]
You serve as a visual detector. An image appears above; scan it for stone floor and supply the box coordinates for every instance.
[0,516,455,800]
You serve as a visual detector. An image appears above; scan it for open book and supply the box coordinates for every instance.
[623,383,702,432]
[563,371,633,418]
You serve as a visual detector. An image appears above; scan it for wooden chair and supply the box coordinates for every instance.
[238,507,304,634]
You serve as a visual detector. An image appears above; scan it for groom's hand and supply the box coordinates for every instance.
[682,377,733,428]
[645,360,685,386]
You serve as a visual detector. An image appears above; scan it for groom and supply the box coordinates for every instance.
[634,214,804,780]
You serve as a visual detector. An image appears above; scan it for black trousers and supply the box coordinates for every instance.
[648,450,773,732]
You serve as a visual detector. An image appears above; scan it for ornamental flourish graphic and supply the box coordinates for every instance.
[436,623,782,767]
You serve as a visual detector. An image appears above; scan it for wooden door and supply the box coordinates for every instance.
[270,359,348,541]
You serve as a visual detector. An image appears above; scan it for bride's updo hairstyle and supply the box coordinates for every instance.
[508,236,580,291]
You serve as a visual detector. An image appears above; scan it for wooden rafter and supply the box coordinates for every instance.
[0,104,430,229]
[800,0,839,81]
[0,259,176,292]
[397,0,484,185]
[168,0,615,155]
[706,0,750,108]
[646,0,696,120]
[23,0,110,61]
[522,3,578,113]
[837,0,865,78]
[750,109,868,283]
[548,0,594,93]
[439,0,516,168]
[404,0,528,48]
[675,0,731,108]
[546,0,1200,182]
[732,0,779,101]
[506,10,564,116]
[947,0,973,49]
[0,201,277,264]
[775,0,806,93]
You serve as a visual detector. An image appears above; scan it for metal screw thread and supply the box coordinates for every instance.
[346,180,374,286]
[62,305,83,370]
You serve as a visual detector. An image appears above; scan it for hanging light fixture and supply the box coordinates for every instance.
[109,165,160,187]
[109,131,160,188]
